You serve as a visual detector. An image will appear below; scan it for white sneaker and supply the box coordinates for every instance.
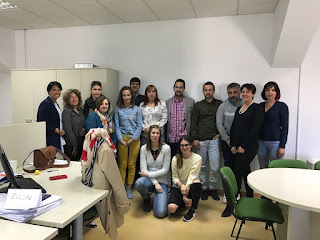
[236,194,240,201]
[222,194,227,204]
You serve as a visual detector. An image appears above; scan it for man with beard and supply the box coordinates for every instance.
[166,79,195,158]
[216,82,243,217]
[191,82,222,202]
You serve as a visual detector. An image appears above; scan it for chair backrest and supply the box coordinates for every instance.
[220,167,238,208]
[315,161,320,170]
[268,159,308,169]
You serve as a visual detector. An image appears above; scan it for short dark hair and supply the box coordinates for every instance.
[143,85,160,106]
[203,81,215,90]
[63,89,82,109]
[241,83,256,94]
[117,86,135,108]
[91,81,102,90]
[261,81,281,101]
[47,81,62,93]
[95,96,111,113]
[227,83,240,90]
[174,79,185,88]
[130,77,141,85]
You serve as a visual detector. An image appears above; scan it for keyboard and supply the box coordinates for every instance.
[15,177,47,193]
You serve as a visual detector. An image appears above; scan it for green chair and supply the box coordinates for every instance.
[268,159,308,169]
[220,167,284,240]
[314,161,320,170]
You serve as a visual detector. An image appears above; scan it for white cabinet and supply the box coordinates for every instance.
[11,68,119,124]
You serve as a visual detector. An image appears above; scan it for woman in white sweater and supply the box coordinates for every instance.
[134,125,171,218]
[168,135,202,222]
[139,85,167,145]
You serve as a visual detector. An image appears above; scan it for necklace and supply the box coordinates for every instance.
[239,102,253,114]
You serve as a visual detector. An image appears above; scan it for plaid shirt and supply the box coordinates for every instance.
[168,97,187,143]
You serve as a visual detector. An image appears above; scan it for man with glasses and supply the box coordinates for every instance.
[166,79,195,158]
[130,77,144,106]
[191,82,222,202]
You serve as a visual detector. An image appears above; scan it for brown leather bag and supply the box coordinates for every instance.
[23,146,70,173]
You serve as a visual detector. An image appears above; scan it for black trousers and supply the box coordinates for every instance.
[168,183,202,210]
[221,140,235,170]
[64,145,83,161]
[168,142,179,159]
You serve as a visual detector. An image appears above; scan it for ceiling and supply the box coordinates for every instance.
[0,0,279,30]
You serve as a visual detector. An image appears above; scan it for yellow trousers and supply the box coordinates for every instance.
[117,136,140,185]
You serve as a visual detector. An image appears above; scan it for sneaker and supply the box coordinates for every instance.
[86,222,97,228]
[208,189,220,201]
[222,194,227,204]
[126,189,133,199]
[201,189,208,200]
[142,198,151,212]
[236,194,240,201]
[221,205,233,218]
[183,209,196,222]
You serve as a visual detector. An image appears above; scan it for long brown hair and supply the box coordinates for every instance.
[146,125,163,152]
[176,135,192,169]
[117,86,135,108]
[143,85,160,106]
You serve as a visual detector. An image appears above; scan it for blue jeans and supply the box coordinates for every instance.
[258,140,281,169]
[196,139,220,190]
[134,177,168,218]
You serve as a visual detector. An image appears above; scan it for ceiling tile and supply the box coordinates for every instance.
[195,7,236,18]
[98,0,150,12]
[51,19,91,27]
[0,15,15,24]
[191,0,237,9]
[26,5,90,23]
[0,22,32,30]
[60,2,114,17]
[240,0,278,5]
[82,17,122,25]
[22,20,60,29]
[144,0,193,12]
[51,0,95,3]
[116,11,158,23]
[7,0,54,8]
[0,8,46,22]
[239,4,275,14]
[155,10,196,20]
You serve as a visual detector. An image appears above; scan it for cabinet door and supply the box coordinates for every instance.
[80,69,106,103]
[11,71,34,124]
[33,70,57,120]
[106,69,119,113]
[57,70,81,109]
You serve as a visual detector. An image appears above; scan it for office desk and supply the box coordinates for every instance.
[22,162,109,240]
[0,219,58,240]
[248,168,320,240]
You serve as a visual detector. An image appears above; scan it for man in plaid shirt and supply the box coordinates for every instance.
[165,79,195,158]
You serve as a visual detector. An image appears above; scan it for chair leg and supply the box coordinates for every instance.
[271,223,277,240]
[231,218,238,237]
[236,220,245,240]
[265,222,269,230]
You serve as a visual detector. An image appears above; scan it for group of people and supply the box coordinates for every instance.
[37,77,289,222]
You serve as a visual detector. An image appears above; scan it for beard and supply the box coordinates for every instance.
[230,96,239,103]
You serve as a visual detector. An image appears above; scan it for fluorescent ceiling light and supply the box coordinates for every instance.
[0,0,17,10]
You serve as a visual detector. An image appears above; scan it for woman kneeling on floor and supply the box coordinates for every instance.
[134,125,171,218]
[168,136,202,222]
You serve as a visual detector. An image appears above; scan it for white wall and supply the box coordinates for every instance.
[298,25,320,160]
[13,13,299,160]
[0,25,15,125]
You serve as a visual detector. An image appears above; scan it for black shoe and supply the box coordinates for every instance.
[221,205,233,217]
[208,189,220,201]
[201,189,208,200]
[183,209,196,222]
[143,198,151,212]
[86,222,97,228]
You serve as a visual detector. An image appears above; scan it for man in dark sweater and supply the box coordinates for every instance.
[130,77,144,106]
[191,82,222,201]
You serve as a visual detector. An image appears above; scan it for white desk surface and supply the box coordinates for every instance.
[248,168,320,213]
[0,219,58,240]
[21,162,109,228]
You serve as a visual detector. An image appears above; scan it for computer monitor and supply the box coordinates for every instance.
[0,144,21,189]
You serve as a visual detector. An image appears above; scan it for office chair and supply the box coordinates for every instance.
[220,167,284,240]
[314,161,320,170]
[268,159,308,169]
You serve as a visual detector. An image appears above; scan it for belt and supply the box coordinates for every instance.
[122,134,133,138]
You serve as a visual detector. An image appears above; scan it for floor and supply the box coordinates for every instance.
[80,191,275,240]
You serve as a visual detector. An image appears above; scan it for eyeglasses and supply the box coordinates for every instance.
[180,144,190,148]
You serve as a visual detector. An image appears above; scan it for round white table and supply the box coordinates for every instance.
[248,168,320,240]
